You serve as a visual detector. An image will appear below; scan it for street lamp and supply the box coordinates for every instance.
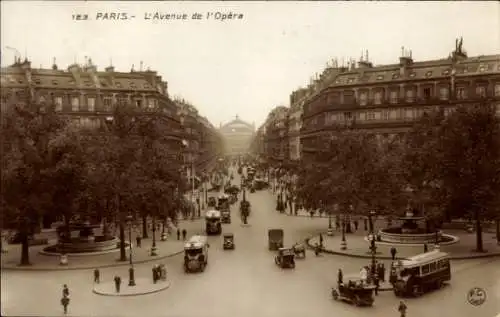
[368,233,377,276]
[340,213,347,250]
[126,214,136,286]
[369,210,376,234]
[151,214,157,256]
[327,203,335,236]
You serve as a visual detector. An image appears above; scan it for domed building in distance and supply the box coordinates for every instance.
[219,115,255,158]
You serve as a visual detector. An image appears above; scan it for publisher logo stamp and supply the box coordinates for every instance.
[467,287,487,306]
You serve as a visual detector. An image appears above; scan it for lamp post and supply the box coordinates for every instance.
[327,203,335,236]
[126,214,136,286]
[369,210,376,234]
[368,233,377,276]
[340,213,347,250]
[161,216,167,241]
[151,214,157,256]
[241,177,246,202]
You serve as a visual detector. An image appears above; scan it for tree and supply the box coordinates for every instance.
[1,101,67,265]
[437,104,500,252]
[402,109,447,225]
[297,128,404,225]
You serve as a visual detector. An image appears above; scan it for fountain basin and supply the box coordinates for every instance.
[378,228,458,245]
[40,236,125,255]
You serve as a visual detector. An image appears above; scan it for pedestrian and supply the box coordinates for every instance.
[176,228,180,240]
[136,236,142,247]
[314,243,321,256]
[62,284,70,298]
[424,243,428,252]
[61,294,70,315]
[182,229,187,240]
[114,276,121,293]
[152,265,158,283]
[381,263,386,282]
[93,268,100,283]
[337,268,343,285]
[354,220,359,231]
[319,234,324,248]
[309,210,314,218]
[398,301,407,317]
[374,274,380,295]
[390,247,397,261]
[364,218,368,231]
[389,265,397,285]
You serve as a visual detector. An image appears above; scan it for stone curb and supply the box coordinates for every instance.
[0,249,184,272]
[93,280,171,297]
[305,235,500,260]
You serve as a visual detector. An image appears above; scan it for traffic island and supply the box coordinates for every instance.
[92,278,170,296]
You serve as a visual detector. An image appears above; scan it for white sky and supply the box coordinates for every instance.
[1,1,499,127]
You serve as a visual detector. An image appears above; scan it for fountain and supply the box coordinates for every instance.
[378,209,457,245]
[41,221,124,255]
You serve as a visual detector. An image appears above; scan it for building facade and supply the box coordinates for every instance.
[262,106,289,166]
[219,116,255,157]
[0,57,223,179]
[301,43,500,161]
[253,40,500,165]
[176,99,224,177]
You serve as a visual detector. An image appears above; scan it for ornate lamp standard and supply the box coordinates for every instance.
[368,233,377,277]
[150,213,158,256]
[368,210,376,234]
[327,204,337,236]
[126,214,136,286]
[340,212,347,250]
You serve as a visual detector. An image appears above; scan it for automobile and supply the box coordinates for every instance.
[331,281,375,306]
[268,229,284,250]
[221,210,231,224]
[208,197,217,208]
[223,233,235,250]
[274,248,295,269]
[183,235,209,273]
[392,250,451,297]
[292,242,306,259]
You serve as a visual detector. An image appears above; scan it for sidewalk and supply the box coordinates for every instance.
[306,228,500,260]
[93,278,171,296]
[1,218,205,271]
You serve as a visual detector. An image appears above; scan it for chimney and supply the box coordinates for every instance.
[52,57,58,70]
[399,46,413,67]
[358,49,373,68]
[105,65,115,72]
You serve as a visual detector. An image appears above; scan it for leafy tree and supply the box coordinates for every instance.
[437,104,500,251]
[297,128,404,227]
[1,101,67,265]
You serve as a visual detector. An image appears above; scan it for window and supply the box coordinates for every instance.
[422,264,430,274]
[392,74,400,79]
[425,71,433,78]
[54,96,63,112]
[103,96,113,111]
[456,87,467,100]
[423,87,432,99]
[115,82,122,88]
[84,81,92,87]
[406,89,415,102]
[405,108,414,119]
[52,80,58,85]
[87,97,95,112]
[374,91,382,105]
[117,96,128,105]
[376,75,384,80]
[382,111,390,121]
[409,72,416,78]
[71,97,80,111]
[135,99,143,108]
[429,262,437,272]
[344,112,352,120]
[495,84,500,97]
[366,112,376,120]
[130,82,137,89]
[439,87,449,100]
[390,91,398,104]
[476,86,486,98]
[147,98,155,109]
[359,92,368,106]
